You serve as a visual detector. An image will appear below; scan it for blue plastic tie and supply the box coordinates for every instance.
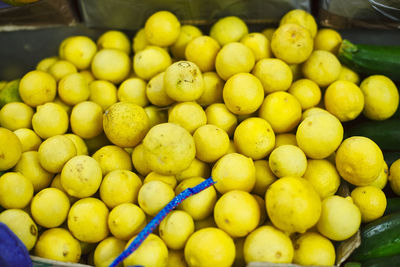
[109,177,216,267]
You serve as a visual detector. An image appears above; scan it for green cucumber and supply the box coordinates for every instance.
[350,211,400,261]
[338,39,400,81]
[384,198,400,215]
[363,254,400,267]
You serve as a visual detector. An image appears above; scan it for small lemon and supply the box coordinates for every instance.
[146,72,174,107]
[243,225,294,264]
[271,23,313,64]
[38,135,77,173]
[143,123,195,175]
[215,42,255,80]
[259,91,302,134]
[336,136,384,186]
[280,9,317,37]
[261,27,275,40]
[0,209,38,250]
[196,71,224,107]
[144,10,180,46]
[59,36,97,70]
[214,190,260,238]
[134,46,172,81]
[175,177,217,220]
[13,128,42,152]
[293,232,336,266]
[266,176,321,233]
[118,77,149,107]
[99,170,142,208]
[89,80,118,110]
[124,233,168,267]
[32,102,69,139]
[338,65,360,84]
[103,102,150,147]
[205,103,238,137]
[79,70,95,84]
[94,237,126,267]
[171,24,202,59]
[97,30,130,54]
[288,79,321,110]
[48,60,78,82]
[36,56,58,72]
[389,159,400,195]
[61,155,102,198]
[184,227,235,267]
[108,203,146,240]
[296,112,343,159]
[144,105,168,128]
[303,159,341,199]
[193,124,229,163]
[302,50,341,87]
[138,180,175,216]
[0,102,33,130]
[159,210,194,250]
[19,70,56,107]
[91,49,131,84]
[0,172,33,209]
[132,28,149,53]
[64,133,88,156]
[168,102,207,134]
[92,145,132,176]
[269,145,307,178]
[70,101,103,139]
[351,186,387,223]
[252,58,293,93]
[185,36,220,72]
[175,158,211,182]
[371,161,388,189]
[167,250,187,267]
[210,16,248,46]
[251,160,277,197]
[0,127,22,171]
[317,195,361,241]
[131,143,152,177]
[212,152,256,194]
[223,72,264,115]
[68,198,109,243]
[58,73,90,106]
[14,151,53,192]
[143,172,177,189]
[274,133,297,148]
[240,32,271,61]
[360,75,399,120]
[314,28,343,54]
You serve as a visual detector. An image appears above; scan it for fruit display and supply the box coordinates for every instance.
[0,8,400,267]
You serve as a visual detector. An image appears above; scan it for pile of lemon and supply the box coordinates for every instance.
[0,9,399,267]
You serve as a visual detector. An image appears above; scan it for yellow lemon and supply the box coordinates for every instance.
[36,56,58,72]
[175,177,217,220]
[371,161,388,189]
[132,28,149,53]
[210,16,248,46]
[118,77,149,107]
[131,143,152,177]
[271,23,313,64]
[79,70,95,84]
[259,91,302,134]
[251,160,277,197]
[168,102,207,134]
[53,96,72,115]
[223,72,264,115]
[293,232,336,266]
[266,176,321,233]
[143,172,177,189]
[64,133,88,156]
[13,128,42,152]
[58,73,90,106]
[48,60,78,82]
[91,49,131,84]
[296,112,343,159]
[336,136,384,186]
[99,170,142,208]
[0,127,22,171]
[234,117,275,160]
[175,158,211,182]
[389,159,400,195]
[92,145,132,176]
[269,145,307,178]
[19,70,56,107]
[164,61,204,102]
[184,227,235,267]
[59,36,97,70]
[32,102,69,139]
[338,65,360,84]
[94,237,126,267]
[215,42,255,80]
[301,107,331,121]
[108,203,146,240]
[261,27,275,40]
[144,10,180,46]
[159,210,194,250]
[89,80,118,110]
[252,58,292,93]
[243,225,294,264]
[68,197,109,243]
[0,172,33,209]
[351,186,387,223]
[133,46,172,81]
[314,28,343,54]
[50,174,77,204]
[103,102,150,147]
[185,36,220,72]
[205,103,238,137]
[196,71,224,107]
[280,9,317,37]
[97,30,130,54]
[240,32,271,61]
[61,155,102,198]
[170,25,202,59]
[360,75,399,120]
[288,79,321,110]
[0,209,38,250]
[212,152,256,194]
[144,105,168,128]
[138,180,175,216]
[214,190,260,237]
[302,50,341,87]
[0,102,33,131]
[70,101,103,139]
[146,72,174,107]
[143,123,195,175]
[303,159,341,199]
[193,124,229,163]
[317,195,361,241]
[274,133,297,148]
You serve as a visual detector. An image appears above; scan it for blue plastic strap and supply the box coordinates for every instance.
[109,177,216,267]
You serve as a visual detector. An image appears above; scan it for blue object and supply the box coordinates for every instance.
[109,177,216,267]
[0,222,32,267]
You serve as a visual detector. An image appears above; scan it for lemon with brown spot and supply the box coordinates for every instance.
[351,186,387,223]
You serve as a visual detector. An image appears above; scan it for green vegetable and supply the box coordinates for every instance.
[353,254,400,267]
[350,211,400,261]
[338,39,400,81]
